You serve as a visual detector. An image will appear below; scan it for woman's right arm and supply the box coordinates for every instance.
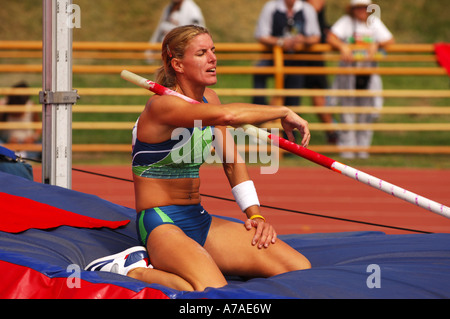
[145,92,310,146]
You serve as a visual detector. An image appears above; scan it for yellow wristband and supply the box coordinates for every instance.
[249,215,266,222]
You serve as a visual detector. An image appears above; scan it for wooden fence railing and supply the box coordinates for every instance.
[1,41,449,155]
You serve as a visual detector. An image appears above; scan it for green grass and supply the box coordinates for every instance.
[1,0,449,43]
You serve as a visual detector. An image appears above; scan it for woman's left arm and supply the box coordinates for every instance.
[213,124,277,249]
[204,87,278,248]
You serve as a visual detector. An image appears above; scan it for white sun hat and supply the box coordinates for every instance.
[350,0,372,6]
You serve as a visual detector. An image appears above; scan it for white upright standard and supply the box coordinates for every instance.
[41,0,78,188]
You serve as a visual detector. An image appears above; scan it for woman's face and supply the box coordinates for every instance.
[176,33,217,87]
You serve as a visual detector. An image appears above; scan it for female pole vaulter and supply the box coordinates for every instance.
[86,25,311,291]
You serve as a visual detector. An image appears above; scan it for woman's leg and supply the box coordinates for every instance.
[204,217,311,278]
[85,245,197,291]
[127,267,195,291]
[145,223,227,291]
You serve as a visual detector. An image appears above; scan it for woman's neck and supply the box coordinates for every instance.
[176,81,205,103]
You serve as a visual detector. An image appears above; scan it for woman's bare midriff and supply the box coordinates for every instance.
[133,175,201,212]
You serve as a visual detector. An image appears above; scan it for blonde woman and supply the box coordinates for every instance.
[87,25,311,291]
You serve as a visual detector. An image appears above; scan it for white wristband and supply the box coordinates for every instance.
[231,180,260,213]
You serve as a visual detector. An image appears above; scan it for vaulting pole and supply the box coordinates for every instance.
[120,70,450,220]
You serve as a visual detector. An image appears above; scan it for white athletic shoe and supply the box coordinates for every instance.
[85,246,152,276]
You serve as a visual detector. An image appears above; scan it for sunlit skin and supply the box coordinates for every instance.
[172,33,218,92]
[130,30,311,291]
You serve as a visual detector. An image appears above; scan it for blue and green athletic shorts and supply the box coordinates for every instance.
[136,204,212,247]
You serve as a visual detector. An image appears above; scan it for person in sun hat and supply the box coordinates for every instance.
[327,0,394,159]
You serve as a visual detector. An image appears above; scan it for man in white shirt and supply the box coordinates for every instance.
[253,0,321,106]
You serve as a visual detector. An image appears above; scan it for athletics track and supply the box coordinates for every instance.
[33,165,450,235]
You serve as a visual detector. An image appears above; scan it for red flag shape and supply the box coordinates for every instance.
[435,43,450,76]
[0,192,129,233]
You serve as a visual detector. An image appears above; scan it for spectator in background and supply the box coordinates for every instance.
[327,0,394,159]
[0,81,41,159]
[252,0,321,107]
[146,0,205,63]
[303,0,337,144]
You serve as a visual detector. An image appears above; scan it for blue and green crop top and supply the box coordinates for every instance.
[132,97,214,179]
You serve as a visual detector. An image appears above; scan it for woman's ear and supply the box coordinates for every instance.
[171,58,184,74]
